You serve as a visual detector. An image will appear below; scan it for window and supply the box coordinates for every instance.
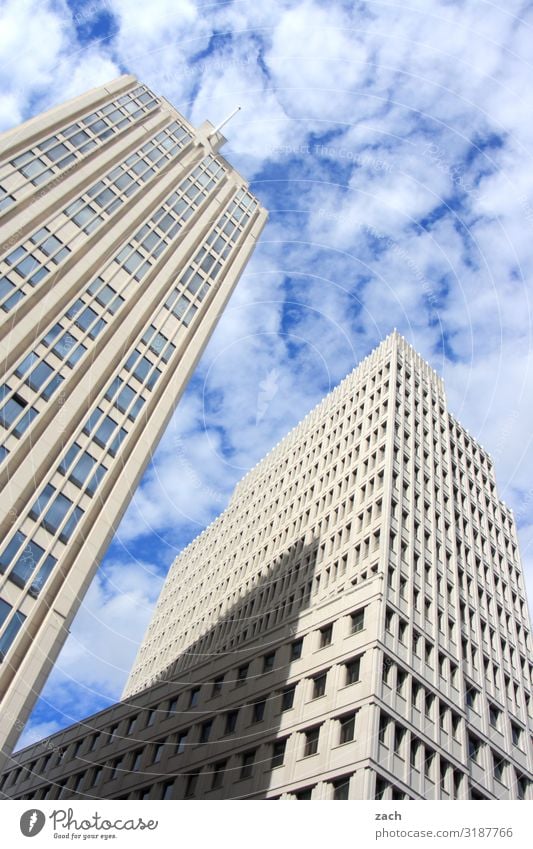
[0,604,26,660]
[43,493,83,541]
[176,730,188,754]
[211,759,227,790]
[236,663,248,684]
[1,394,37,436]
[26,359,54,392]
[312,671,327,699]
[396,668,407,696]
[303,726,320,757]
[333,776,350,799]
[291,638,303,660]
[378,714,390,745]
[184,772,199,798]
[263,652,275,673]
[493,753,506,785]
[0,531,26,572]
[281,685,295,711]
[189,687,200,708]
[240,750,255,780]
[465,685,478,709]
[339,712,356,744]
[211,676,223,697]
[295,787,313,800]
[345,656,361,685]
[271,739,286,769]
[199,720,212,744]
[9,539,45,586]
[488,704,501,729]
[132,750,143,771]
[110,758,123,781]
[152,743,163,763]
[511,723,522,747]
[393,725,406,755]
[350,608,365,633]
[146,709,156,727]
[225,710,238,735]
[252,700,266,723]
[468,735,482,763]
[161,781,174,800]
[319,623,333,647]
[69,451,97,489]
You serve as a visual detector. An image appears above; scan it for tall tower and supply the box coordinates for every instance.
[1,333,530,801]
[0,74,267,767]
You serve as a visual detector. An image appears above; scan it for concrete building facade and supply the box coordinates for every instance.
[0,74,267,767]
[1,333,531,800]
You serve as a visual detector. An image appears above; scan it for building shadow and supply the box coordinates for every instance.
[1,535,328,800]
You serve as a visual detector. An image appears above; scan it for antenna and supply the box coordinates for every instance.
[209,105,242,137]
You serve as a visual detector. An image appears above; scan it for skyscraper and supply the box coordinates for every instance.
[0,74,267,768]
[1,332,531,800]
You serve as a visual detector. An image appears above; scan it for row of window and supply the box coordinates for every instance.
[3,85,159,191]
[0,120,191,314]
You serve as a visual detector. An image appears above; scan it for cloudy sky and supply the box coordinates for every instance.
[3,0,533,748]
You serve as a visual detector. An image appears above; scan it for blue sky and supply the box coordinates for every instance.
[2,0,533,748]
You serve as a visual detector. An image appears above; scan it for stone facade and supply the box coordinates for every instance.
[1,333,531,800]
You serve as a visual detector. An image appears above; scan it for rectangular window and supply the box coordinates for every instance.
[291,638,303,660]
[262,652,275,673]
[0,531,27,573]
[319,623,333,647]
[161,781,174,800]
[236,664,248,684]
[303,726,320,757]
[199,720,212,744]
[224,710,238,735]
[26,359,54,392]
[252,700,266,723]
[69,451,96,489]
[189,687,200,707]
[345,656,361,685]
[351,608,365,633]
[9,539,45,587]
[281,685,295,711]
[240,750,255,780]
[94,415,117,448]
[0,607,26,660]
[271,739,286,769]
[176,730,188,754]
[184,772,199,798]
[333,777,350,800]
[211,759,226,790]
[312,672,327,699]
[468,735,481,763]
[211,676,224,697]
[339,713,356,744]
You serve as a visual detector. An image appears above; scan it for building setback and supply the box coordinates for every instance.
[1,332,531,800]
[0,74,267,768]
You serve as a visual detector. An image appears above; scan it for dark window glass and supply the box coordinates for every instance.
[303,727,320,757]
[271,739,286,769]
[240,751,255,780]
[281,685,295,711]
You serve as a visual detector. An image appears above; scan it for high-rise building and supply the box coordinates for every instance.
[1,332,531,800]
[0,74,267,768]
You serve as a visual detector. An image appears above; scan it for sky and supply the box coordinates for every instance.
[2,0,533,749]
